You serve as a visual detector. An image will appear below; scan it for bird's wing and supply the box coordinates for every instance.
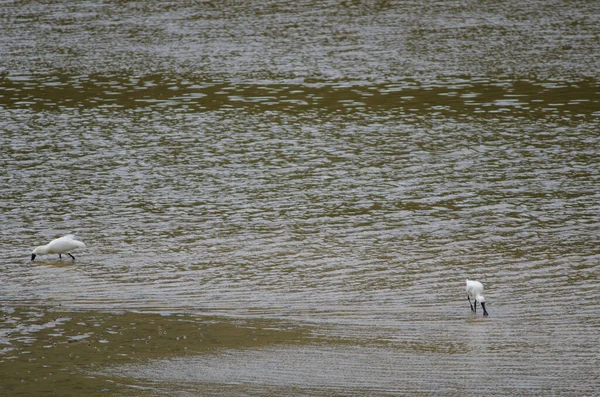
[60,234,85,246]
[47,236,84,252]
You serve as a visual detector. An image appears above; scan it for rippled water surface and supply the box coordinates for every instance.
[1,1,599,396]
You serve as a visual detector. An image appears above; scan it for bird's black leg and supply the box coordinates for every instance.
[481,302,489,316]
[68,253,76,260]
[474,300,477,313]
[59,254,62,260]
[467,296,474,312]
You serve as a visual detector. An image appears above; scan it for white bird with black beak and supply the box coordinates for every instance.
[466,279,488,316]
[31,235,86,261]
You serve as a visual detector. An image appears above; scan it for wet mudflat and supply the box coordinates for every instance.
[1,307,307,396]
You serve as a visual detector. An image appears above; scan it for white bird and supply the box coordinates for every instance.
[31,235,86,261]
[466,279,489,316]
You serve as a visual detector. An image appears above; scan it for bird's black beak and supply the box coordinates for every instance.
[31,254,36,261]
[481,302,489,316]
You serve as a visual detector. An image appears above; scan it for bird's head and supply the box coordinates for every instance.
[31,245,44,261]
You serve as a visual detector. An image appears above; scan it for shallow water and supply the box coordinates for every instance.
[1,0,599,396]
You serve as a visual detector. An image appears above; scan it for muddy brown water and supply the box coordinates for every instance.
[1,1,599,395]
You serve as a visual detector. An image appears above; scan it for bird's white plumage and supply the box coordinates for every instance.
[466,279,485,302]
[465,278,489,316]
[32,235,86,259]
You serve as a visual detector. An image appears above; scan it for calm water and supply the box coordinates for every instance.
[1,1,599,396]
